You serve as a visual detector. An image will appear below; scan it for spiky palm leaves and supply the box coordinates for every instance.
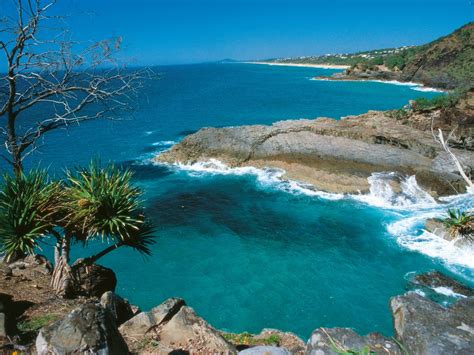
[63,162,155,257]
[444,209,473,241]
[0,170,62,260]
[0,162,155,263]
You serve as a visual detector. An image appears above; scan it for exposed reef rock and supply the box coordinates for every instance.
[411,271,474,298]
[157,101,474,196]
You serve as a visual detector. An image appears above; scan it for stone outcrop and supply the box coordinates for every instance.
[72,261,117,298]
[100,291,138,326]
[156,106,474,195]
[410,271,474,298]
[390,292,474,354]
[119,297,185,339]
[120,297,237,353]
[36,302,129,354]
[305,328,402,355]
[425,218,473,247]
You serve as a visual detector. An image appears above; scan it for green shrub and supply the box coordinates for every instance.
[413,91,463,111]
[17,314,60,332]
[444,209,473,240]
[387,108,409,120]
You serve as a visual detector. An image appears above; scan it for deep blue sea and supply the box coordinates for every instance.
[8,63,474,339]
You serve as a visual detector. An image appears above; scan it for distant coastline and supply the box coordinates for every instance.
[244,61,350,69]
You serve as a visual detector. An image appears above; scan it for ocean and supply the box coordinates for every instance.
[9,63,474,339]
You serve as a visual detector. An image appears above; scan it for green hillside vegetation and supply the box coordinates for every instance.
[265,22,474,89]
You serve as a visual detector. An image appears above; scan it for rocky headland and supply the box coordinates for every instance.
[271,22,473,90]
[156,91,474,197]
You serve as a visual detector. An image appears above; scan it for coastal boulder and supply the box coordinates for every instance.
[305,328,402,354]
[72,261,117,297]
[100,291,138,326]
[390,292,474,354]
[36,302,129,354]
[153,305,237,353]
[119,297,185,339]
[410,271,474,298]
[120,298,236,353]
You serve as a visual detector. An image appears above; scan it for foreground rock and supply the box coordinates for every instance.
[72,261,117,298]
[390,292,474,354]
[36,302,129,354]
[306,328,402,354]
[157,99,474,195]
[120,297,237,353]
[223,328,306,354]
[100,291,138,326]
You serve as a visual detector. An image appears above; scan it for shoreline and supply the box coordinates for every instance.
[311,76,446,92]
[243,61,350,69]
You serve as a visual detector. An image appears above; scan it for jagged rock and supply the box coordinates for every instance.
[121,298,236,353]
[154,305,237,353]
[36,302,129,354]
[411,271,474,298]
[72,261,117,297]
[305,328,402,354]
[425,218,449,238]
[424,219,473,247]
[119,297,185,339]
[390,292,474,354]
[239,346,291,355]
[100,291,137,326]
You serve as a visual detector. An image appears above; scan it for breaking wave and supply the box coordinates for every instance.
[152,158,474,271]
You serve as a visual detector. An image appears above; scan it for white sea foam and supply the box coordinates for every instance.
[352,172,437,210]
[309,77,444,92]
[411,86,445,93]
[433,286,467,298]
[163,159,344,200]
[156,158,473,270]
[388,215,474,269]
[152,140,177,147]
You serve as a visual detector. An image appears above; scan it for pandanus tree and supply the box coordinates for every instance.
[0,162,155,296]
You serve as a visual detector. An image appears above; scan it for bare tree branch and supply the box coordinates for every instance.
[0,0,152,175]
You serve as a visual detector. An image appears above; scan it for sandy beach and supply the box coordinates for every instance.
[244,61,350,69]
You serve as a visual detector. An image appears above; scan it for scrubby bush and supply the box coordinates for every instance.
[444,209,473,241]
[413,91,464,111]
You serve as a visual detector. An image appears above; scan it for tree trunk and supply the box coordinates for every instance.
[54,239,61,266]
[77,242,123,268]
[51,234,73,297]
[50,256,75,298]
[61,234,71,263]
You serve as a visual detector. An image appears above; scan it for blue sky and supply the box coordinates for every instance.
[3,0,474,65]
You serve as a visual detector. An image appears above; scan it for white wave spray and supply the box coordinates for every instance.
[154,159,474,271]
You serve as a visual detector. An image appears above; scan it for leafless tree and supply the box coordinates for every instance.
[0,0,149,175]
[431,115,473,193]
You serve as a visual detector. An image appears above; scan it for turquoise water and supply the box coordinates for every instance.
[9,63,474,339]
